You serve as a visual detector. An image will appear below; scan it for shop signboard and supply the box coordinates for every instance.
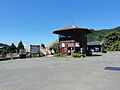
[30,45,40,54]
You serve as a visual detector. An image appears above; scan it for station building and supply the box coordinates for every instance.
[53,25,92,55]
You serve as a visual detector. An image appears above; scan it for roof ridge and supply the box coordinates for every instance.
[72,25,76,28]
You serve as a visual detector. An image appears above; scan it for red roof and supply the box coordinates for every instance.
[58,25,86,31]
[53,25,91,34]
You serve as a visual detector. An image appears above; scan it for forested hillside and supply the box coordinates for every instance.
[87,26,120,41]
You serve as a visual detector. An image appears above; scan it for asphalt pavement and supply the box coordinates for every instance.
[0,52,120,90]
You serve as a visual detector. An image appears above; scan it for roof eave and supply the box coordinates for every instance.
[53,28,92,34]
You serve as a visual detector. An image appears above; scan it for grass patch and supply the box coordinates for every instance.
[0,55,6,58]
[31,53,45,57]
[71,53,84,58]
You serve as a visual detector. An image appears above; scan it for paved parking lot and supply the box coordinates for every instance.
[0,52,120,90]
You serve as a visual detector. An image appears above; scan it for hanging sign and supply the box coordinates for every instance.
[68,43,74,47]
[75,42,80,47]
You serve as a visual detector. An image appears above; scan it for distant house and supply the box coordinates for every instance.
[0,46,5,52]
[0,43,8,54]
[87,41,103,52]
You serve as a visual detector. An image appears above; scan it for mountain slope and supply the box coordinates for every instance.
[87,26,120,41]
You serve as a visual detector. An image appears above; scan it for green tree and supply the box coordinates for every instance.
[97,32,120,51]
[17,41,24,49]
[109,41,120,51]
[6,43,17,53]
[49,40,60,53]
[104,32,120,51]
[41,43,45,49]
[10,43,17,53]
[6,46,11,53]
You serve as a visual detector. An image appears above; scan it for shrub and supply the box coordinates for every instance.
[71,53,84,58]
[31,53,45,57]
[31,54,39,57]
[40,53,45,57]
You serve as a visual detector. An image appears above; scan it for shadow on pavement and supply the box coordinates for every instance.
[87,54,102,57]
[92,54,102,56]
[104,67,120,71]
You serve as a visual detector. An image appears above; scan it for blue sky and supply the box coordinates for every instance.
[0,0,120,46]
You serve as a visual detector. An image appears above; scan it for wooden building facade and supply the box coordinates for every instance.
[53,25,92,55]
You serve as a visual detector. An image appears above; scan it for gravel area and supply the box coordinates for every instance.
[0,52,120,90]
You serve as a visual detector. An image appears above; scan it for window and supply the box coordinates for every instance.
[62,43,65,47]
[75,42,80,47]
